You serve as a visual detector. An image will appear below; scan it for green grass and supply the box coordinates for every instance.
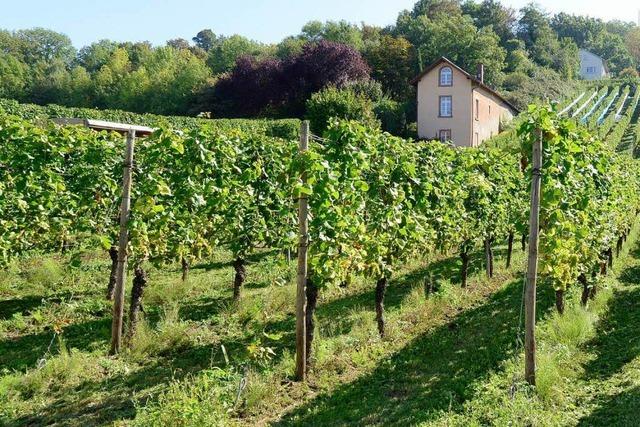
[422,223,640,426]
[2,230,640,426]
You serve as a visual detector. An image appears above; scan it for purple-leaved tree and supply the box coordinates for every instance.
[209,40,370,118]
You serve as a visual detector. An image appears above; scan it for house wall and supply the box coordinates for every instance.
[417,65,472,146]
[579,50,608,80]
[471,88,514,147]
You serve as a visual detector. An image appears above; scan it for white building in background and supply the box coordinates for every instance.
[579,49,609,80]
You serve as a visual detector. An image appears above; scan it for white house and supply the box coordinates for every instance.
[579,49,609,80]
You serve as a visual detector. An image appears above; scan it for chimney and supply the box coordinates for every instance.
[477,63,485,84]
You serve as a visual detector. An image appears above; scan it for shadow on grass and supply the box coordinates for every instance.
[582,264,640,380]
[0,318,110,371]
[10,356,198,426]
[577,386,640,426]
[178,296,234,322]
[179,250,500,381]
[273,279,554,427]
[4,248,514,426]
[0,289,99,322]
[3,244,520,425]
[7,331,251,426]
[9,333,256,426]
[264,248,500,342]
[0,295,45,320]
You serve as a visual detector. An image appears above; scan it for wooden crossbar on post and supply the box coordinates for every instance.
[295,121,310,381]
[525,131,542,385]
[110,129,136,355]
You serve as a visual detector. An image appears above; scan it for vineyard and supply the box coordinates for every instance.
[2,81,640,425]
[0,98,301,140]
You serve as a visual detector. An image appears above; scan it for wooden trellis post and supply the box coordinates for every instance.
[295,121,310,381]
[525,131,542,385]
[110,129,136,355]
[52,118,153,356]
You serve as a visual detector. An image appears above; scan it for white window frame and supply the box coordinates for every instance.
[439,66,453,87]
[439,129,452,142]
[439,96,452,118]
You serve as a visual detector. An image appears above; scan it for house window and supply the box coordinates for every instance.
[586,66,596,74]
[439,129,451,142]
[439,66,453,86]
[475,99,479,120]
[439,96,452,117]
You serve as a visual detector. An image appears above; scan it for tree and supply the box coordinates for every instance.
[625,27,640,69]
[193,29,217,51]
[411,0,462,19]
[517,4,551,49]
[14,28,76,65]
[34,65,92,107]
[207,35,269,74]
[461,0,516,45]
[211,56,285,117]
[589,32,634,75]
[361,25,383,47]
[300,21,323,41]
[550,13,635,75]
[555,38,580,80]
[119,41,153,68]
[606,20,636,38]
[93,48,131,108]
[167,38,208,60]
[300,20,364,50]
[551,13,605,48]
[64,66,93,107]
[501,66,576,111]
[619,67,639,79]
[76,40,119,72]
[504,39,533,73]
[305,87,379,134]
[0,53,29,99]
[0,30,26,58]
[364,35,416,100]
[285,41,370,115]
[28,59,73,104]
[397,12,506,87]
[275,36,306,59]
[517,5,579,78]
[107,46,211,115]
[211,40,370,118]
[147,48,211,115]
[167,38,191,50]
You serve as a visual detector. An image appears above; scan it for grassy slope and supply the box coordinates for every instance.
[1,225,640,426]
[424,223,640,426]
[0,238,532,425]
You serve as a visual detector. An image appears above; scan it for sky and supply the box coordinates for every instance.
[0,0,638,48]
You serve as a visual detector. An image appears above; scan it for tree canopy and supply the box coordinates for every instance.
[0,1,637,123]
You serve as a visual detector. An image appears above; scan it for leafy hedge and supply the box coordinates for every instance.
[305,87,379,134]
[0,98,301,140]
